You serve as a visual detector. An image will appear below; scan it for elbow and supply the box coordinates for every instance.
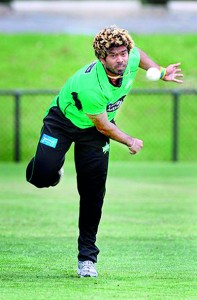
[96,125,110,137]
[96,126,107,135]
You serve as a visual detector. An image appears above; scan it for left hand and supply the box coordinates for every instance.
[163,63,183,83]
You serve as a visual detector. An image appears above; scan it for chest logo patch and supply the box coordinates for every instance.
[106,95,126,112]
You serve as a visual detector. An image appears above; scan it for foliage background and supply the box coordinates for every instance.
[0,34,197,162]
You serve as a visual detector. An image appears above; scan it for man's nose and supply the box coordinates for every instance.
[116,55,123,63]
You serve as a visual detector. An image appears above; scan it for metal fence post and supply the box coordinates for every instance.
[172,90,180,162]
[14,91,21,162]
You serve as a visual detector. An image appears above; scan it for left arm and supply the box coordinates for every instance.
[138,48,183,83]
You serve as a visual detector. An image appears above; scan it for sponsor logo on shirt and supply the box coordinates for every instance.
[106,95,126,112]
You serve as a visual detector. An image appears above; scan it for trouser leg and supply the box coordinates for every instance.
[26,107,72,188]
[75,129,110,263]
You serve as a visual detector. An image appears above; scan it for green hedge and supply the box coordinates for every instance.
[0,0,12,4]
[141,0,169,4]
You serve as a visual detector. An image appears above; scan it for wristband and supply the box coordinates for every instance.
[160,67,166,79]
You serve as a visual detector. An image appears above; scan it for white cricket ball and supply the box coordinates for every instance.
[146,67,161,81]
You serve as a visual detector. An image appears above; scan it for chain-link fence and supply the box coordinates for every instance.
[0,89,196,162]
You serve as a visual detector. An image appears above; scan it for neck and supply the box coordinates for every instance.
[105,66,123,79]
[107,73,123,79]
[108,75,123,87]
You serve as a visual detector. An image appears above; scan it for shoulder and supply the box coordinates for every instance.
[77,60,98,78]
[129,47,140,61]
[75,60,100,86]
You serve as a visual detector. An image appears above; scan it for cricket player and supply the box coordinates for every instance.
[26,25,183,277]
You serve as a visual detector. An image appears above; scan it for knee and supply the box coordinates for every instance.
[27,178,50,189]
[26,159,53,188]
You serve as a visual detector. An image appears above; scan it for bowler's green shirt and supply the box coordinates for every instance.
[49,47,140,129]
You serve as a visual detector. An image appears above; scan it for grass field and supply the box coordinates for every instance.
[0,34,197,161]
[1,162,197,299]
[1,34,197,89]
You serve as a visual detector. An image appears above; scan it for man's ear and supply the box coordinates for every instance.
[99,57,105,65]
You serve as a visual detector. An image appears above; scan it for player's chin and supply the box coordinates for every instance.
[115,69,124,75]
[116,66,126,75]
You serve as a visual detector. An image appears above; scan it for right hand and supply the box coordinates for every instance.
[128,138,143,155]
[163,63,183,83]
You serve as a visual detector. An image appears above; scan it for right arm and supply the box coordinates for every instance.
[86,111,143,155]
[138,48,183,83]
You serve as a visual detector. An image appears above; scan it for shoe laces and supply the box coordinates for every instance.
[80,260,94,269]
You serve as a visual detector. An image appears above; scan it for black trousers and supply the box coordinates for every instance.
[26,106,110,263]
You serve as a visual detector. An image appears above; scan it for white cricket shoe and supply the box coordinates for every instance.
[51,167,64,186]
[58,167,64,179]
[77,260,98,277]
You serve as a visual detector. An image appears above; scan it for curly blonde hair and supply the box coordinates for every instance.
[93,25,135,59]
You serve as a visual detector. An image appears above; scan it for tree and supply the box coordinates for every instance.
[141,0,169,5]
[0,0,12,4]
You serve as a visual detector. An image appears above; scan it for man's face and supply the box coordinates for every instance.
[100,46,129,76]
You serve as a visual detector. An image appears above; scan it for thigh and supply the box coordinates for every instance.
[26,107,73,186]
[35,125,71,171]
[74,128,110,199]
[36,107,73,167]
